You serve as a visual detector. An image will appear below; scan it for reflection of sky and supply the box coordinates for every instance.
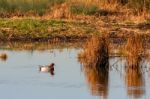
[0,49,150,99]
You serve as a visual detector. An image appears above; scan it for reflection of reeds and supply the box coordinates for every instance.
[82,65,109,97]
[125,34,145,98]
[0,41,84,51]
[125,34,146,67]
[78,35,109,98]
[125,66,145,98]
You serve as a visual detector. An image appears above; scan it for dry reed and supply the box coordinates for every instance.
[78,35,109,97]
[124,33,146,97]
[124,33,146,67]
[0,53,7,61]
[78,35,109,68]
[78,35,110,98]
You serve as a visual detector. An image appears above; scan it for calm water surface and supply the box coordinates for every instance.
[0,43,150,99]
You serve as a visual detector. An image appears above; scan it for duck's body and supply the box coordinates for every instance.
[39,63,55,75]
[40,66,51,72]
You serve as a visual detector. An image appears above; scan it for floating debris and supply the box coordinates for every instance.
[0,53,8,61]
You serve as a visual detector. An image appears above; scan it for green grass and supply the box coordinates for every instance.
[0,19,97,41]
[0,0,65,16]
[0,0,150,17]
[70,3,98,15]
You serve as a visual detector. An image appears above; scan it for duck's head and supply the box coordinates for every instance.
[51,63,55,67]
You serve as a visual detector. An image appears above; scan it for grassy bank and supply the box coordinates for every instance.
[0,0,150,42]
[0,19,98,41]
[0,18,150,42]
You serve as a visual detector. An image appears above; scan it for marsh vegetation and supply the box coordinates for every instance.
[0,0,149,42]
[0,0,150,99]
[0,0,150,16]
[77,34,150,98]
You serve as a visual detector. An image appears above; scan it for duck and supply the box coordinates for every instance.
[39,63,55,75]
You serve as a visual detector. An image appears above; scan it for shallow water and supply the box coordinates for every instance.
[0,43,150,99]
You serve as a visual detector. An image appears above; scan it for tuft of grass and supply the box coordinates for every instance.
[70,3,98,15]
[78,35,109,97]
[124,33,146,67]
[0,52,7,61]
[78,35,109,68]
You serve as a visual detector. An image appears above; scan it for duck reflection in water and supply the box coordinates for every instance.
[39,63,55,76]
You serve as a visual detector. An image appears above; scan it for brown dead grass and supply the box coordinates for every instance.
[0,53,8,61]
[124,33,146,67]
[78,35,109,68]
[78,35,109,97]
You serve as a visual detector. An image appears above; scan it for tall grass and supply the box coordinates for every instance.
[124,34,146,67]
[69,0,150,14]
[78,35,109,68]
[124,34,145,97]
[70,3,98,15]
[68,0,99,15]
[78,35,109,97]
[0,0,149,17]
[106,0,150,12]
[0,0,65,16]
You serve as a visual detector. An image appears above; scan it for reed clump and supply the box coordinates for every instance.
[0,53,7,61]
[78,35,109,97]
[78,35,109,68]
[124,34,146,67]
[124,33,146,97]
[70,3,98,15]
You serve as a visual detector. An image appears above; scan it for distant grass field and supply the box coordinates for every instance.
[0,0,65,16]
[0,0,149,17]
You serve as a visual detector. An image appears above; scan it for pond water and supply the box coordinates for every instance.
[0,42,150,99]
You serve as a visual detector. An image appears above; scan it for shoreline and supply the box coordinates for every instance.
[0,18,149,42]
